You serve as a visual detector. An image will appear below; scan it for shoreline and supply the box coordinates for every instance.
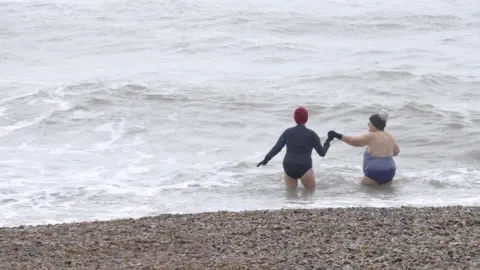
[1,206,479,269]
[4,203,480,229]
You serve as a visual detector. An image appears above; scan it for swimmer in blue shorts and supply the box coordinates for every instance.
[256,107,333,191]
[328,110,400,185]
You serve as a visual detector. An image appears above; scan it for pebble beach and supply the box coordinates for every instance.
[1,206,479,269]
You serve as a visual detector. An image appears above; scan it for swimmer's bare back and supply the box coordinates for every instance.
[364,131,400,157]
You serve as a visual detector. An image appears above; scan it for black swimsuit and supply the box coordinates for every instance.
[282,162,312,179]
[262,124,330,179]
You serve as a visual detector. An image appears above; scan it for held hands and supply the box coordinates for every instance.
[328,130,343,140]
[326,131,335,143]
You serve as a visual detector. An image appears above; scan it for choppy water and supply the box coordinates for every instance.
[1,0,480,227]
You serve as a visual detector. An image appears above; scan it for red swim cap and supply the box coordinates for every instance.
[294,107,308,124]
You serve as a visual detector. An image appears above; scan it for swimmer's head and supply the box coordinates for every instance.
[294,107,308,125]
[368,109,389,131]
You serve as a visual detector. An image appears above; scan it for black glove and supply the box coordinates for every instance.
[327,131,335,141]
[328,130,343,140]
[257,159,268,167]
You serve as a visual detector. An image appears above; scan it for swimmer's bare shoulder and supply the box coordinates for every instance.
[384,131,400,156]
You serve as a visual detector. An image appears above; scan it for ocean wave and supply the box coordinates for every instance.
[353,49,394,56]
[0,82,160,150]
[404,14,463,25]
[398,101,444,117]
[361,70,415,80]
[62,82,104,93]
[261,12,465,36]
[398,101,476,124]
[144,93,190,102]
[244,42,317,53]
[351,22,409,30]
[84,97,113,106]
[249,99,475,130]
[282,70,466,91]
[58,82,193,110]
[0,88,46,105]
[321,102,383,117]
[289,73,361,84]
[456,148,480,162]
[342,13,463,31]
[416,74,460,85]
[28,82,467,141]
[401,167,480,188]
[444,121,471,129]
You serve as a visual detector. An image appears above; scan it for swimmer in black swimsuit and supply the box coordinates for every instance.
[256,107,334,191]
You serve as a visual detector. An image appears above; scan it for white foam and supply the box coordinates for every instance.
[42,96,71,112]
[93,119,127,150]
[0,89,41,105]
[0,111,52,135]
[400,167,480,188]
[72,109,102,120]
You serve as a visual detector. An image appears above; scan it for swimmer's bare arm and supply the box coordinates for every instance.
[341,133,373,147]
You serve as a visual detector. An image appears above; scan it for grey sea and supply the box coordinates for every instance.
[1,0,480,227]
